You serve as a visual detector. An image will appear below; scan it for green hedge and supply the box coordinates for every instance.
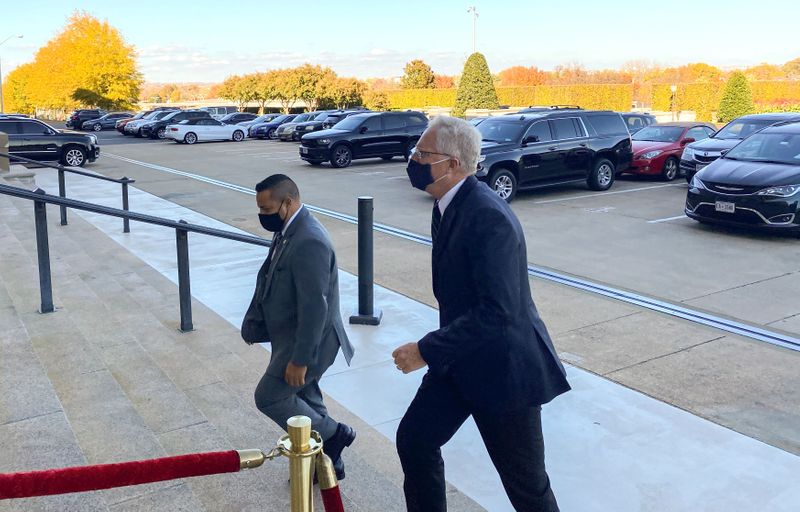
[652,80,800,121]
[385,84,632,111]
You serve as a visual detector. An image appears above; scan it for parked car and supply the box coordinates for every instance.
[199,106,239,120]
[80,112,133,131]
[124,109,179,136]
[65,109,107,128]
[685,121,800,234]
[165,118,247,144]
[475,110,633,202]
[116,111,153,133]
[681,112,800,183]
[250,114,298,139]
[300,111,428,167]
[140,110,210,139]
[238,113,282,128]
[322,110,370,129]
[0,117,100,167]
[276,112,325,141]
[219,112,258,125]
[620,112,657,134]
[624,122,716,180]
[292,111,341,139]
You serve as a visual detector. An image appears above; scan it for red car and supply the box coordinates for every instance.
[625,122,717,180]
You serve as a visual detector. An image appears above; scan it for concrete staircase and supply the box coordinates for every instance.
[0,182,484,511]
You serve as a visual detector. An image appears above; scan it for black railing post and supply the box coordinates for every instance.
[176,220,193,332]
[33,189,54,313]
[121,177,131,233]
[349,196,382,326]
[57,167,67,226]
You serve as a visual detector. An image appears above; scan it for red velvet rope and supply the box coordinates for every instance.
[320,485,344,512]
[0,450,241,500]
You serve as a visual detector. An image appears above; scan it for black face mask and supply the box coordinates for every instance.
[406,157,449,191]
[259,202,286,233]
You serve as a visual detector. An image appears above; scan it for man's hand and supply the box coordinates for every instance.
[392,342,427,374]
[285,362,307,387]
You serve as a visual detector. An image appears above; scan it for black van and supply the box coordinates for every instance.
[299,111,429,167]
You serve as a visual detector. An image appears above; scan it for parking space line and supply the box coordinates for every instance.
[532,184,682,205]
[648,215,689,224]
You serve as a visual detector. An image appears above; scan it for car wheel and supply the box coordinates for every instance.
[661,157,679,181]
[93,123,102,132]
[308,160,323,166]
[61,146,87,167]
[135,129,143,138]
[330,145,352,168]
[588,158,615,191]
[156,127,167,139]
[488,168,517,202]
[184,132,198,145]
[267,128,276,140]
[233,130,245,142]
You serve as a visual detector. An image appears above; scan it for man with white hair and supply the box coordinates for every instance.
[392,116,570,511]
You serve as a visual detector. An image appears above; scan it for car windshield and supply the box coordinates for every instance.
[162,112,181,120]
[142,111,160,120]
[293,113,311,123]
[723,132,800,165]
[714,119,775,140]
[131,112,147,119]
[332,115,369,131]
[255,114,277,122]
[477,118,527,142]
[632,126,685,142]
[153,111,175,120]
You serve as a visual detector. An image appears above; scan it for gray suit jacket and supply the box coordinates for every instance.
[241,207,354,378]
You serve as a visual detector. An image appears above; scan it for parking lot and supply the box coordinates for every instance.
[44,124,800,456]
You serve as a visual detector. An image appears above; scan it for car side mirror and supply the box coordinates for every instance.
[523,135,539,145]
[720,149,729,156]
[359,126,368,134]
[680,137,695,146]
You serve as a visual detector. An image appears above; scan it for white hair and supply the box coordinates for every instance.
[428,115,482,175]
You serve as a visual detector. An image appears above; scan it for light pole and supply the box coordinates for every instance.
[670,84,677,122]
[467,6,479,53]
[0,34,24,114]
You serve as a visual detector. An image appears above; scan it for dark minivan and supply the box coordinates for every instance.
[299,111,428,167]
[681,112,800,183]
[475,110,632,201]
[686,121,800,235]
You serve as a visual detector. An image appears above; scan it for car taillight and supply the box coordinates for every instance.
[169,128,178,131]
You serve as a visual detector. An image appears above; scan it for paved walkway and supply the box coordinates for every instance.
[25,168,800,511]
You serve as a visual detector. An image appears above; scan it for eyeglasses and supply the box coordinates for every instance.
[410,146,452,161]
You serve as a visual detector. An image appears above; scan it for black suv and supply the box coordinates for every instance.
[140,110,211,139]
[66,109,107,128]
[300,111,429,167]
[681,112,800,183]
[476,111,632,201]
[0,117,100,167]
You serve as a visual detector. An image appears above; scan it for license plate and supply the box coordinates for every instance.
[300,147,308,154]
[695,163,706,172]
[715,201,735,213]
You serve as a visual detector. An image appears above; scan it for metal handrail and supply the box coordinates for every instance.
[0,151,135,231]
[0,182,270,331]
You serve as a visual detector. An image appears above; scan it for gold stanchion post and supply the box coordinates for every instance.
[281,416,322,512]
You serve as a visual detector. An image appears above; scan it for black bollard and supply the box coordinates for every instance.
[349,196,382,326]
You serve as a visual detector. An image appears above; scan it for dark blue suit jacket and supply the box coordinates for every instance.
[418,176,570,413]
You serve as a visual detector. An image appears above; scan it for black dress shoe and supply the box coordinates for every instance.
[323,423,356,465]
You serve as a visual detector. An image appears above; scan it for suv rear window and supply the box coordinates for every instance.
[588,114,628,136]
[551,117,584,140]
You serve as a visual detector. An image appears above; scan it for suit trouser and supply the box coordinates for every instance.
[254,373,338,440]
[396,374,559,512]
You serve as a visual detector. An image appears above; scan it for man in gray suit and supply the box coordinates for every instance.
[241,174,356,479]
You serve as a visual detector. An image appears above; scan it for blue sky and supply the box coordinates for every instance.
[1,0,798,83]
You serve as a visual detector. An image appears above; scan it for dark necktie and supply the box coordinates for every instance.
[431,200,441,244]
[266,232,283,269]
